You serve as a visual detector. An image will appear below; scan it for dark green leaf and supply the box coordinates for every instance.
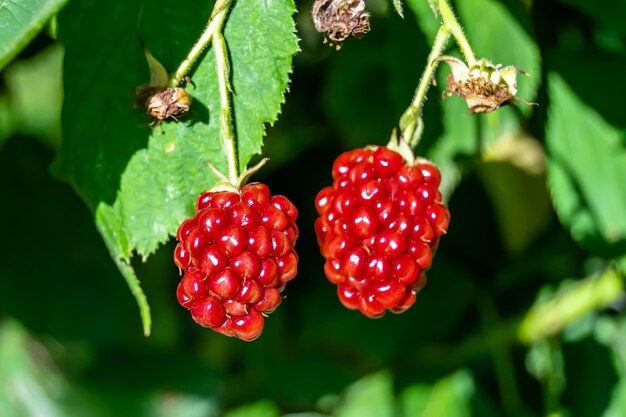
[556,0,626,37]
[0,0,69,70]
[546,74,626,255]
[406,0,441,43]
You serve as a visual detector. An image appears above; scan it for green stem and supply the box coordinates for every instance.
[519,268,624,343]
[438,0,476,64]
[169,0,234,87]
[397,0,477,149]
[399,25,449,148]
[170,0,239,185]
[213,30,239,184]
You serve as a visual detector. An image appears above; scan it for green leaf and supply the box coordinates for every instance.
[556,0,626,38]
[2,43,63,148]
[519,270,624,344]
[392,0,404,18]
[546,74,626,255]
[223,401,281,417]
[405,0,441,43]
[399,370,474,417]
[57,0,298,334]
[0,319,67,417]
[0,0,69,70]
[333,372,394,417]
[594,317,626,417]
[0,93,12,147]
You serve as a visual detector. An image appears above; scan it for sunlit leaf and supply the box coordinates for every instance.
[56,0,298,334]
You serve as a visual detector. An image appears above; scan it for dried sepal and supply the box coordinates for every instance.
[440,56,528,113]
[134,41,193,124]
[312,0,371,50]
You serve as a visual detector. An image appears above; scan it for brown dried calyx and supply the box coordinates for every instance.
[134,40,193,124]
[441,57,529,113]
[144,87,192,122]
[312,0,370,49]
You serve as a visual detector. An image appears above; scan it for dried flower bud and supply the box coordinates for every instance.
[312,0,370,49]
[441,56,526,113]
[145,87,192,122]
[134,41,193,124]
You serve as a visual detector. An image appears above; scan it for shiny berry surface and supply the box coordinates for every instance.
[175,182,298,341]
[314,146,449,318]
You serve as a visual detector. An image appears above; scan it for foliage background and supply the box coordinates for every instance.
[1,0,626,416]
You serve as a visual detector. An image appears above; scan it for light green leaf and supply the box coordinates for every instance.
[546,73,626,254]
[392,0,404,18]
[224,401,281,417]
[2,43,62,148]
[57,0,298,334]
[333,372,394,417]
[399,370,474,417]
[0,0,69,70]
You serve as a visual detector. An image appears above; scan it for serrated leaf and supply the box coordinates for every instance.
[546,74,626,255]
[428,0,439,16]
[0,0,69,70]
[57,0,298,334]
[392,0,404,18]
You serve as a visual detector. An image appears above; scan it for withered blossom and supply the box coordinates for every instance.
[440,56,526,113]
[312,0,370,49]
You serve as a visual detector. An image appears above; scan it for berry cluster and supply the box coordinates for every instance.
[314,146,450,318]
[174,183,298,341]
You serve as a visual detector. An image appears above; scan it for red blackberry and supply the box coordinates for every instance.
[174,183,298,341]
[314,146,449,318]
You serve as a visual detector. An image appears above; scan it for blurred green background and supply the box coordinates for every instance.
[1,0,626,416]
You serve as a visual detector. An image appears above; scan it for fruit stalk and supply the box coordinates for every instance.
[398,0,476,148]
[437,0,475,65]
[213,30,239,185]
[169,0,235,87]
[399,25,449,148]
